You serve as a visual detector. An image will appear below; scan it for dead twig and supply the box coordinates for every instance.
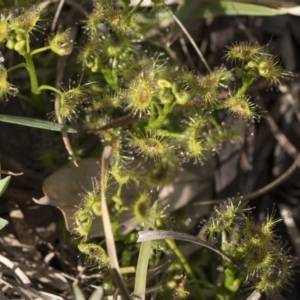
[100,146,131,300]
[0,254,30,286]
[195,152,300,206]
[167,8,211,73]
[258,99,297,159]
[51,0,65,31]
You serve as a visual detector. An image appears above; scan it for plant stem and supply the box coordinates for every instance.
[134,201,157,300]
[238,78,254,96]
[166,239,205,300]
[7,63,27,73]
[163,101,177,115]
[23,53,39,95]
[154,129,183,139]
[129,0,143,18]
[31,46,51,56]
[38,85,61,94]
[148,114,165,129]
[134,241,151,300]
[26,35,30,55]
[148,102,166,129]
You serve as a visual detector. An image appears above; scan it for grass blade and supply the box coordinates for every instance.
[138,230,240,268]
[0,218,8,230]
[177,0,283,21]
[100,146,131,300]
[0,176,11,197]
[0,114,77,133]
[134,201,157,300]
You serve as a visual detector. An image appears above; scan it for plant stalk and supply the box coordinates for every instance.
[134,201,157,300]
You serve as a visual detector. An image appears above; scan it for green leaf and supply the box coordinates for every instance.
[0,176,11,197]
[178,0,283,21]
[200,1,282,17]
[0,217,8,230]
[0,114,77,133]
[73,284,86,300]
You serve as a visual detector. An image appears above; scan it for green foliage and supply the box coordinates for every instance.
[0,1,295,299]
[200,199,295,297]
[0,114,76,132]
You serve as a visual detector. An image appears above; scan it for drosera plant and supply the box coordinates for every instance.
[0,0,294,299]
[0,3,78,135]
[63,1,293,299]
[138,198,296,299]
[204,199,295,297]
[1,4,74,106]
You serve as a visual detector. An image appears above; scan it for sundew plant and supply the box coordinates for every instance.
[0,0,295,299]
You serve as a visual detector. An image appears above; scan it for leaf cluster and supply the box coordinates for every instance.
[200,199,295,297]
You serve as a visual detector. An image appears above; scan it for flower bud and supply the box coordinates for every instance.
[175,91,191,105]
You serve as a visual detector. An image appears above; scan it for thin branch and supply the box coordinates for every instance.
[258,99,297,158]
[51,0,65,32]
[138,230,241,270]
[195,152,300,206]
[100,146,131,300]
[179,36,197,69]
[167,8,211,73]
[0,254,30,286]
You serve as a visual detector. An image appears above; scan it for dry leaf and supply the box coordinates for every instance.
[35,158,213,237]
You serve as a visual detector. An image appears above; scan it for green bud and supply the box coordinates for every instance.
[158,79,172,89]
[158,88,174,105]
[247,61,257,69]
[175,91,191,105]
